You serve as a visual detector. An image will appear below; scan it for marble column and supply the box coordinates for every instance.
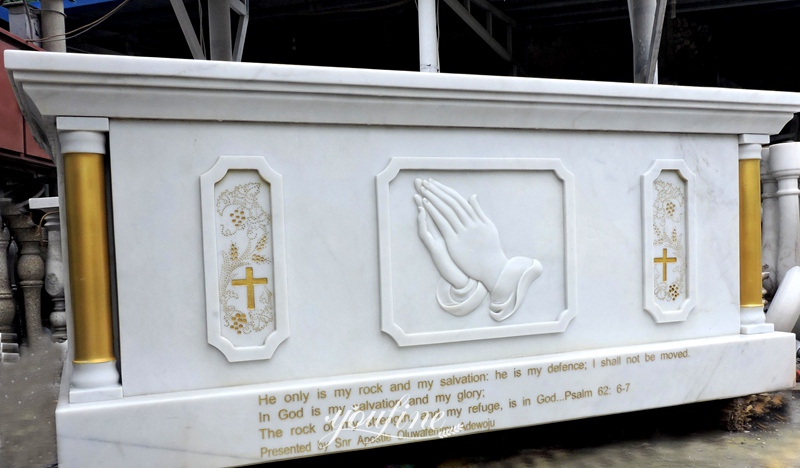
[58,118,122,402]
[761,147,779,297]
[31,197,66,342]
[738,135,773,334]
[769,142,800,287]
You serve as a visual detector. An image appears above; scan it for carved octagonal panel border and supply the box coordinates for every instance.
[201,156,289,361]
[641,159,697,323]
[376,157,577,346]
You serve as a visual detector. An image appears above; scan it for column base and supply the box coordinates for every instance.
[0,332,17,343]
[70,360,122,403]
[0,339,20,362]
[741,305,773,334]
[741,322,775,334]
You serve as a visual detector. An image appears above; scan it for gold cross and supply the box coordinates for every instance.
[653,248,677,282]
[232,267,268,310]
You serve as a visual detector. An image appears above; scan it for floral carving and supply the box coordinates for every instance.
[653,178,685,302]
[217,183,274,333]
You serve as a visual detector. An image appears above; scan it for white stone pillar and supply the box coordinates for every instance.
[30,197,66,342]
[769,142,800,287]
[761,147,779,296]
[57,117,122,403]
[739,135,773,334]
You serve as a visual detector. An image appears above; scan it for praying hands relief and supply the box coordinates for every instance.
[414,178,543,321]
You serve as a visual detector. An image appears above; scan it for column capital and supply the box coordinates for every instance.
[769,141,800,181]
[739,134,770,146]
[57,117,108,155]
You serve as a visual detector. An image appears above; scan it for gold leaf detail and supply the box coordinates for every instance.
[230,243,239,261]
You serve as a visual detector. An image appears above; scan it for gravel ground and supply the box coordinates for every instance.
[1,339,799,468]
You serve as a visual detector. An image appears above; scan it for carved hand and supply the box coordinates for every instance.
[414,192,470,289]
[415,178,509,290]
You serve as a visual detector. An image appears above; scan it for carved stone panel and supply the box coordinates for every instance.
[377,158,577,346]
[201,156,289,361]
[641,160,697,323]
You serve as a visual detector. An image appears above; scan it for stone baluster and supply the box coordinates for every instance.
[0,209,15,335]
[0,202,45,347]
[769,142,800,287]
[58,117,122,403]
[738,135,774,334]
[0,207,20,362]
[761,147,779,297]
[30,197,66,342]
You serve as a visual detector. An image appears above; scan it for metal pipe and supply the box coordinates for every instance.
[208,0,233,61]
[627,0,665,83]
[418,0,439,72]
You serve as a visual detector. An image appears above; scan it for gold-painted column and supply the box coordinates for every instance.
[738,135,773,334]
[64,152,115,364]
[58,122,121,402]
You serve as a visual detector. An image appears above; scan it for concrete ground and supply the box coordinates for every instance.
[0,335,63,468]
[2,340,799,468]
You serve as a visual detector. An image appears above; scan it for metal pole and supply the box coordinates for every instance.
[627,0,665,84]
[418,0,439,72]
[40,0,66,53]
[208,0,233,61]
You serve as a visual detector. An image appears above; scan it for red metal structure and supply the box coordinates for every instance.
[0,27,52,176]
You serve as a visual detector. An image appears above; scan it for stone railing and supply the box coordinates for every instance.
[0,196,67,363]
[762,143,800,334]
[30,197,66,343]
[0,202,19,363]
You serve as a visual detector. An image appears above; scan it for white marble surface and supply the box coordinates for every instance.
[6,50,800,154]
[105,124,743,397]
[376,157,575,345]
[55,333,795,467]
[641,160,697,323]
[5,51,800,466]
[200,156,289,362]
[767,266,800,333]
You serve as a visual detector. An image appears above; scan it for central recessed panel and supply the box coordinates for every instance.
[377,158,576,346]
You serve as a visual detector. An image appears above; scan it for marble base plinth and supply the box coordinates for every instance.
[56,332,795,467]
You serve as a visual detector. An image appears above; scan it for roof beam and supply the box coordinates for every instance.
[442,0,512,62]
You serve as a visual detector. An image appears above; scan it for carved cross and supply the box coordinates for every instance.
[653,248,677,282]
[232,267,268,309]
